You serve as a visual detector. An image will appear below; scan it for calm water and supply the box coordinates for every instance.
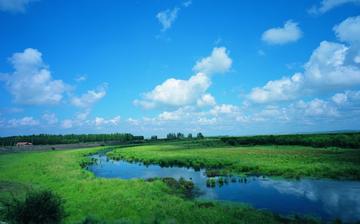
[87,154,360,222]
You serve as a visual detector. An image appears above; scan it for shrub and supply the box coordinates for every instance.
[161,177,200,199]
[2,190,65,224]
[78,215,106,224]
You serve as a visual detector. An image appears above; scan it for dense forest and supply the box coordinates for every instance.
[220,132,360,149]
[0,133,144,146]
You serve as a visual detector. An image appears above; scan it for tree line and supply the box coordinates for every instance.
[0,133,144,146]
[220,132,360,149]
[0,132,205,146]
[164,132,204,140]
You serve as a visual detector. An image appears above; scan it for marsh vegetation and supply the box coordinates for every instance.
[0,134,360,223]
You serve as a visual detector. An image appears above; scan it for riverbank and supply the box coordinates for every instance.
[0,146,320,223]
[107,140,360,180]
[88,153,360,222]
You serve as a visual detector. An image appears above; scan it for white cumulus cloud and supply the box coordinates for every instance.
[295,99,339,117]
[141,72,210,107]
[71,84,107,108]
[42,113,58,125]
[304,41,360,87]
[135,47,232,109]
[249,40,360,103]
[193,47,232,75]
[333,15,360,44]
[2,48,67,105]
[262,20,302,45]
[249,73,303,103]
[94,116,120,126]
[196,93,216,107]
[210,104,240,116]
[8,116,39,127]
[332,90,360,105]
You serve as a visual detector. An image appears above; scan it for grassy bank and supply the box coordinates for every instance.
[108,140,360,179]
[0,147,318,223]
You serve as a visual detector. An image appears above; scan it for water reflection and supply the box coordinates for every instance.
[88,154,360,222]
[260,179,360,221]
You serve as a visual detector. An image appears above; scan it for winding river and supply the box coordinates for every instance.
[87,153,360,222]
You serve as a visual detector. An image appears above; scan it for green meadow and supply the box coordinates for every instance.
[108,140,360,179]
[0,138,359,223]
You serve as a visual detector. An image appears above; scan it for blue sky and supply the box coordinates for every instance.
[1,0,360,137]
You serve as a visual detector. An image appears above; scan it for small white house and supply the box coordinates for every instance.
[16,142,33,147]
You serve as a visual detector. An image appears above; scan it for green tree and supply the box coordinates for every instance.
[177,133,185,139]
[197,132,204,139]
[166,133,176,140]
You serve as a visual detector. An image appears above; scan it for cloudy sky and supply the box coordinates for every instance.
[0,0,360,137]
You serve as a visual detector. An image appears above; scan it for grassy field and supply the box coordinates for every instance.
[0,146,320,224]
[108,140,360,179]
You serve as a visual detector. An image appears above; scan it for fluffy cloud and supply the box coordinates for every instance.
[308,0,360,14]
[332,90,360,105]
[304,41,360,87]
[8,116,39,127]
[294,99,339,117]
[94,116,120,126]
[128,104,243,130]
[42,113,58,125]
[210,104,240,116]
[249,40,360,103]
[71,84,107,108]
[158,111,182,121]
[60,113,120,129]
[333,15,360,45]
[127,118,141,126]
[135,47,232,109]
[332,92,348,104]
[2,48,67,105]
[249,73,303,103]
[0,0,35,13]
[333,15,360,68]
[251,106,288,122]
[156,7,179,31]
[60,112,89,129]
[75,111,90,121]
[197,117,217,125]
[193,47,232,75]
[196,94,216,107]
[261,20,302,45]
[141,73,210,107]
[127,91,360,134]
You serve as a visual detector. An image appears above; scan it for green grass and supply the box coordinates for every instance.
[108,140,360,179]
[0,146,319,224]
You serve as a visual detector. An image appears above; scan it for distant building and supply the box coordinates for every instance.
[16,142,33,147]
